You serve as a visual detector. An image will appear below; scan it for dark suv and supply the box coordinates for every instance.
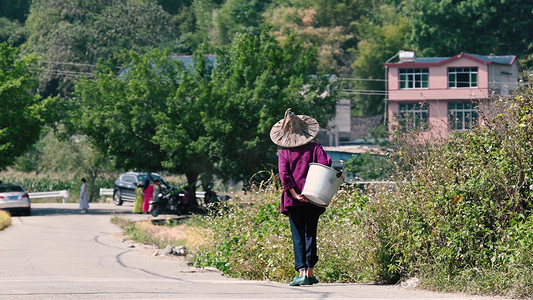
[112,172,173,206]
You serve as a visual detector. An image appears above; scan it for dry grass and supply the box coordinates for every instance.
[135,220,189,245]
[0,210,12,230]
[112,217,213,253]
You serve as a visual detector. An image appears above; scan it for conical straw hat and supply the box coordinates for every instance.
[270,108,319,148]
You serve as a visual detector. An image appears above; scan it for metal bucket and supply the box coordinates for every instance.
[302,163,344,207]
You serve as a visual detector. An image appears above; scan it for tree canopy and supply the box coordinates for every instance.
[71,30,337,188]
[71,49,178,172]
[405,0,533,58]
[0,43,53,170]
[22,0,179,97]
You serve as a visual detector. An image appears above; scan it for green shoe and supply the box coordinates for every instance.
[289,276,311,286]
[308,276,319,284]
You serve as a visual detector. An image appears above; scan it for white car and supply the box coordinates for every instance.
[0,184,31,216]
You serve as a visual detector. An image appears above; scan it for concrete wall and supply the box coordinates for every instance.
[318,99,351,146]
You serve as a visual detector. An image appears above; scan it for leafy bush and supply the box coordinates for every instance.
[365,78,533,296]
[189,184,377,283]
[343,152,393,180]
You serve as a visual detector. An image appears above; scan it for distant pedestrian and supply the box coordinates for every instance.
[79,178,89,213]
[142,179,153,213]
[270,108,333,286]
[133,183,143,213]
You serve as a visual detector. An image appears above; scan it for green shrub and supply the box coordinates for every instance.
[190,187,294,281]
[343,152,393,180]
[189,184,377,283]
[365,78,533,296]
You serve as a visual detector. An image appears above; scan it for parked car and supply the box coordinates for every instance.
[0,184,31,216]
[113,172,174,206]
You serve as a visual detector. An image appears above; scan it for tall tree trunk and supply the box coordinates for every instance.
[185,172,199,208]
[87,167,98,202]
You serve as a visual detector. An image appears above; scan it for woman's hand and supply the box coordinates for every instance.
[289,188,308,202]
[295,194,309,203]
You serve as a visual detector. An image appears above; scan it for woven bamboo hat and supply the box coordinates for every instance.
[270,108,319,148]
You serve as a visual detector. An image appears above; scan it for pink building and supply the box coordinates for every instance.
[384,51,519,140]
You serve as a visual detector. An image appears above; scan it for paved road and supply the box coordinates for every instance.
[0,203,506,300]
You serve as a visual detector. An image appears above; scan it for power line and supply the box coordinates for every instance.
[38,61,98,68]
[337,77,387,82]
[40,69,94,77]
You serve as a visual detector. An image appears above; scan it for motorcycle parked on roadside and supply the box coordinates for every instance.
[149,189,185,217]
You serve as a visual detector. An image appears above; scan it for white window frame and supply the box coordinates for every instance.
[448,67,478,88]
[448,102,479,130]
[399,68,429,89]
[398,103,429,132]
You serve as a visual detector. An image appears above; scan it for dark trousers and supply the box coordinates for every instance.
[288,203,325,271]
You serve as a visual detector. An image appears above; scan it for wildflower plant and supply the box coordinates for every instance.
[188,176,378,283]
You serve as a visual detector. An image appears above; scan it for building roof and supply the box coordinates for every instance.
[385,52,517,67]
[323,145,387,156]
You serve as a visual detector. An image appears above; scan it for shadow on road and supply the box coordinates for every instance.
[30,206,136,216]
[25,203,188,224]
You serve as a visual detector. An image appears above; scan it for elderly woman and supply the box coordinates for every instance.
[270,108,332,286]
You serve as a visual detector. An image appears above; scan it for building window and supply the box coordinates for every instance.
[448,67,478,88]
[398,103,429,131]
[449,102,478,130]
[399,69,429,89]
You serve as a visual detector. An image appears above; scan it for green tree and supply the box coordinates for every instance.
[264,4,352,75]
[71,49,180,172]
[213,0,269,45]
[72,29,337,196]
[0,0,30,22]
[86,1,177,63]
[351,4,410,115]
[14,129,112,201]
[205,30,339,182]
[23,0,178,97]
[155,30,338,195]
[23,0,106,96]
[343,152,392,180]
[406,0,533,59]
[0,43,53,169]
[154,50,216,195]
[157,0,193,15]
[0,18,25,46]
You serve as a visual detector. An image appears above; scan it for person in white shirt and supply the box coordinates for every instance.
[79,178,89,213]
